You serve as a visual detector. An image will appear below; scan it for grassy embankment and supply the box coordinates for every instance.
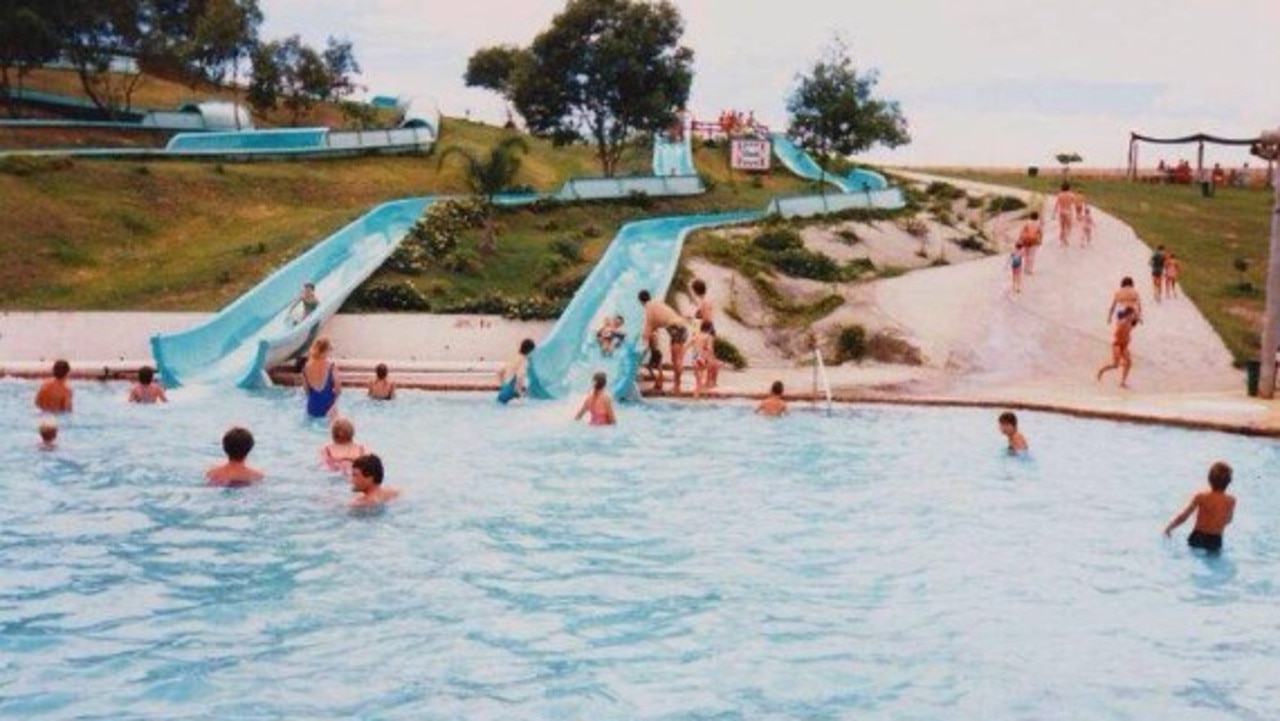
[0,118,813,311]
[941,171,1273,364]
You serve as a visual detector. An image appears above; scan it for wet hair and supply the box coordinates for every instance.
[638,290,652,303]
[375,363,388,380]
[138,366,155,385]
[1029,211,1039,220]
[692,279,707,296]
[1120,277,1134,288]
[998,411,1018,428]
[222,427,254,462]
[309,337,332,358]
[592,371,607,391]
[352,454,384,485]
[52,359,70,379]
[1061,182,1071,191]
[771,380,784,396]
[519,338,536,355]
[39,421,57,442]
[700,320,714,334]
[331,417,355,443]
[1208,461,1232,491]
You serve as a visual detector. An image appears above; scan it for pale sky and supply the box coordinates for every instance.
[261,0,1279,168]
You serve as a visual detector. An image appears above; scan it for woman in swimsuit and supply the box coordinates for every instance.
[574,372,616,426]
[302,336,341,419]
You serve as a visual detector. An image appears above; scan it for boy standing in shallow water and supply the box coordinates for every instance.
[1164,461,1235,554]
[998,411,1028,453]
[34,359,73,413]
[755,381,788,416]
[350,454,399,506]
[206,427,264,487]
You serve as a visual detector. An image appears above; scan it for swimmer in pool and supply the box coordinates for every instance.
[128,365,168,404]
[206,426,264,487]
[1164,461,1235,554]
[367,363,395,400]
[321,417,368,471]
[998,411,1028,453]
[350,453,400,506]
[302,337,341,418]
[755,380,788,416]
[573,372,616,426]
[34,359,73,413]
[37,419,58,450]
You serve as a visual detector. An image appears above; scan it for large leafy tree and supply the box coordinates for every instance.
[437,136,531,253]
[465,0,693,177]
[247,34,359,125]
[56,0,153,118]
[787,39,909,188]
[0,1,60,117]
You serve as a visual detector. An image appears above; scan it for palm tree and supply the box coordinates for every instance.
[437,135,530,253]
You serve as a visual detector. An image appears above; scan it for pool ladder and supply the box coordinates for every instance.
[812,348,835,416]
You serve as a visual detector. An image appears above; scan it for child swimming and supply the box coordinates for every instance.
[1164,461,1235,554]
[206,427,264,487]
[321,417,368,471]
[128,365,168,404]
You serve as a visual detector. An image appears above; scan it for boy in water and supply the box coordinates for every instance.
[128,365,168,404]
[1164,461,1235,554]
[206,427,264,487]
[497,339,536,404]
[1096,306,1138,388]
[350,454,400,506]
[755,381,788,416]
[34,359,73,413]
[998,411,1028,453]
[37,419,58,451]
[368,363,395,400]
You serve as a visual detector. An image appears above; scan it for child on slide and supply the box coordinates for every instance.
[596,315,626,356]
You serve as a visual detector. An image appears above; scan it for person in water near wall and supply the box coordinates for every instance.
[206,427,264,487]
[639,289,691,395]
[287,282,320,325]
[755,381,788,416]
[34,359,73,414]
[1164,461,1235,554]
[302,337,341,419]
[367,363,395,400]
[574,372,616,426]
[998,411,1028,454]
[498,339,536,404]
[128,365,168,404]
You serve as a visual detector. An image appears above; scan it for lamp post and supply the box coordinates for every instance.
[1252,128,1280,398]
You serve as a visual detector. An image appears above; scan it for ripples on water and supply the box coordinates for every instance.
[1,379,1277,720]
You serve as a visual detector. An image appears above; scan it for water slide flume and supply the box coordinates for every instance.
[652,133,697,177]
[769,133,889,193]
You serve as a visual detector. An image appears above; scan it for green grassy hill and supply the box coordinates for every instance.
[0,118,813,311]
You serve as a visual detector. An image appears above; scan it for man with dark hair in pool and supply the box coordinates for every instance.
[206,427,264,487]
[34,359,73,413]
[350,453,400,506]
[1164,461,1235,554]
[998,411,1028,454]
[639,289,690,394]
[755,381,788,416]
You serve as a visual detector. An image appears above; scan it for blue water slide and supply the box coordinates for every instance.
[166,128,329,153]
[150,197,431,388]
[526,210,760,403]
[769,133,888,192]
[652,133,697,177]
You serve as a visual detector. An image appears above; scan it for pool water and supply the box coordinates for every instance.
[2,380,1278,720]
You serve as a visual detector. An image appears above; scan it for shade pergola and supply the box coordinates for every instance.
[1126,131,1262,180]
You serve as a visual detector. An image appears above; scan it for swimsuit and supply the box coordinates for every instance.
[667,324,688,345]
[304,363,337,418]
[1187,530,1223,554]
[497,376,520,404]
[302,298,319,316]
[1010,253,1023,269]
[587,395,611,425]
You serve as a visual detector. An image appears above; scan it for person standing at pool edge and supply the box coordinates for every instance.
[640,289,690,394]
[34,359,73,413]
[1164,461,1235,554]
[302,337,341,418]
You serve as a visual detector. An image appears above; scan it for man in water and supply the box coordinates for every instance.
[206,427,265,487]
[755,381,788,416]
[998,411,1028,454]
[34,359,73,413]
[639,289,691,394]
[1164,461,1235,554]
[350,454,400,506]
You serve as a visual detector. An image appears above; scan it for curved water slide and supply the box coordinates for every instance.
[769,133,889,193]
[151,198,431,388]
[652,132,697,177]
[526,211,760,403]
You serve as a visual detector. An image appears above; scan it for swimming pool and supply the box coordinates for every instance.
[2,380,1277,720]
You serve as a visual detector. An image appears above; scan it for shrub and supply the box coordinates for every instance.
[543,269,588,301]
[966,196,984,209]
[0,156,74,177]
[133,165,151,176]
[771,247,842,282]
[552,237,582,261]
[832,325,867,364]
[955,235,987,253]
[867,330,923,365]
[836,228,860,244]
[442,249,483,274]
[925,181,964,200]
[752,229,803,253]
[843,257,876,277]
[697,171,718,191]
[580,224,603,239]
[386,242,429,274]
[626,190,655,210]
[347,281,431,312]
[713,336,748,370]
[899,217,929,238]
[988,195,1027,213]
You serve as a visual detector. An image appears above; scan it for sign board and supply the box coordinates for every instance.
[731,138,772,171]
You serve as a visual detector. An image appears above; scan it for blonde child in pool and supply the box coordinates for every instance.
[37,419,58,450]
[321,417,368,471]
[350,454,399,506]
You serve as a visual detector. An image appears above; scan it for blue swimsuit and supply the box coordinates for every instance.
[305,363,337,418]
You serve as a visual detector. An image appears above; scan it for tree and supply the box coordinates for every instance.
[320,36,360,103]
[185,0,262,87]
[465,0,693,177]
[787,38,909,190]
[0,1,60,118]
[1056,152,1083,178]
[56,0,152,118]
[247,34,359,125]
[437,136,530,253]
